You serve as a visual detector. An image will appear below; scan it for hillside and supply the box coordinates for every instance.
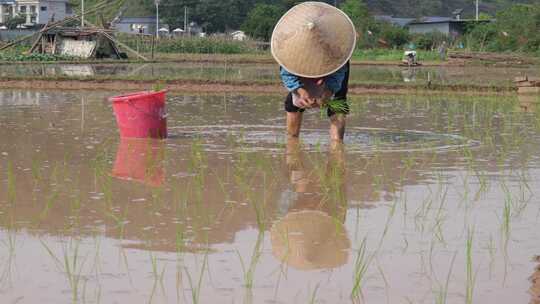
[69,0,536,30]
[365,0,537,18]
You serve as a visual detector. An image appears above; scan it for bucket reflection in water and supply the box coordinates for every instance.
[112,138,166,186]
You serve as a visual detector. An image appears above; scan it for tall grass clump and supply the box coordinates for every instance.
[157,37,255,54]
[117,34,260,54]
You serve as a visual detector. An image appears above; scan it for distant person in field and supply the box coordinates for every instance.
[270,2,356,142]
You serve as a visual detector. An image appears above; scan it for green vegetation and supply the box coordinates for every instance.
[117,34,259,54]
[0,52,75,62]
[241,3,283,41]
[154,37,255,54]
[464,4,540,54]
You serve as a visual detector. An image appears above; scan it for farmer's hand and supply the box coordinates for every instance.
[315,89,333,107]
[294,87,316,108]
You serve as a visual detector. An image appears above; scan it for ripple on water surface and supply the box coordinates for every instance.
[170,124,478,153]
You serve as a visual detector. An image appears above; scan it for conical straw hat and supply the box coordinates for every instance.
[271,2,356,78]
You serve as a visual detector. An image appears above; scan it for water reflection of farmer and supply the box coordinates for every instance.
[271,138,350,270]
[270,2,356,142]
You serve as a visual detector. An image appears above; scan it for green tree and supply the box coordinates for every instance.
[241,3,283,41]
[340,0,370,30]
[493,4,540,52]
[159,0,198,30]
[463,3,540,53]
[195,0,242,32]
[340,0,374,48]
[378,22,410,48]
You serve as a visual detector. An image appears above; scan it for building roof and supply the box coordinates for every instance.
[115,16,156,24]
[374,15,415,27]
[409,17,491,25]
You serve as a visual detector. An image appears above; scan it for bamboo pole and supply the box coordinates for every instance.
[101,31,149,61]
[82,18,149,61]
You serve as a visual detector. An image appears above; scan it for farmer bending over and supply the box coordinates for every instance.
[271,2,356,142]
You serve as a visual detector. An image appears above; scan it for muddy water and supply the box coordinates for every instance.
[0,89,539,303]
[1,63,538,87]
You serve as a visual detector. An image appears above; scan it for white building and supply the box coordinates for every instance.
[0,0,72,26]
[231,30,246,41]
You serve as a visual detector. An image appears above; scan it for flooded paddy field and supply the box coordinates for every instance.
[1,62,538,88]
[0,89,539,303]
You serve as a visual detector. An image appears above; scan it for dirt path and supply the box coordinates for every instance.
[0,78,515,95]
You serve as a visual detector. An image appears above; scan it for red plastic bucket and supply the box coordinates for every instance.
[110,90,167,138]
[112,138,165,187]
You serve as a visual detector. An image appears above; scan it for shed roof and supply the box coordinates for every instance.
[409,17,491,25]
[115,16,156,24]
[374,15,415,27]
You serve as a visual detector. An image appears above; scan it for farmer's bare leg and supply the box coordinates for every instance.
[287,111,303,138]
[329,113,346,142]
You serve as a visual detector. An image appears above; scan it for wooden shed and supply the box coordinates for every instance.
[30,27,123,59]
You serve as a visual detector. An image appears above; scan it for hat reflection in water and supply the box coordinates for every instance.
[271,138,350,270]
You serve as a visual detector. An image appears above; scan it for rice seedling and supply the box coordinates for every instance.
[434,252,457,304]
[0,228,17,290]
[184,250,209,304]
[236,231,264,297]
[41,238,88,303]
[320,99,349,118]
[308,283,321,304]
[117,246,134,287]
[351,238,373,300]
[39,189,59,220]
[103,205,129,240]
[175,224,186,303]
[148,252,167,303]
[485,235,496,277]
[465,228,477,304]
[377,199,397,251]
[375,258,390,304]
[432,186,449,245]
[6,161,16,204]
[30,157,43,184]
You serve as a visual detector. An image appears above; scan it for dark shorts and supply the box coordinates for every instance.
[284,61,350,117]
